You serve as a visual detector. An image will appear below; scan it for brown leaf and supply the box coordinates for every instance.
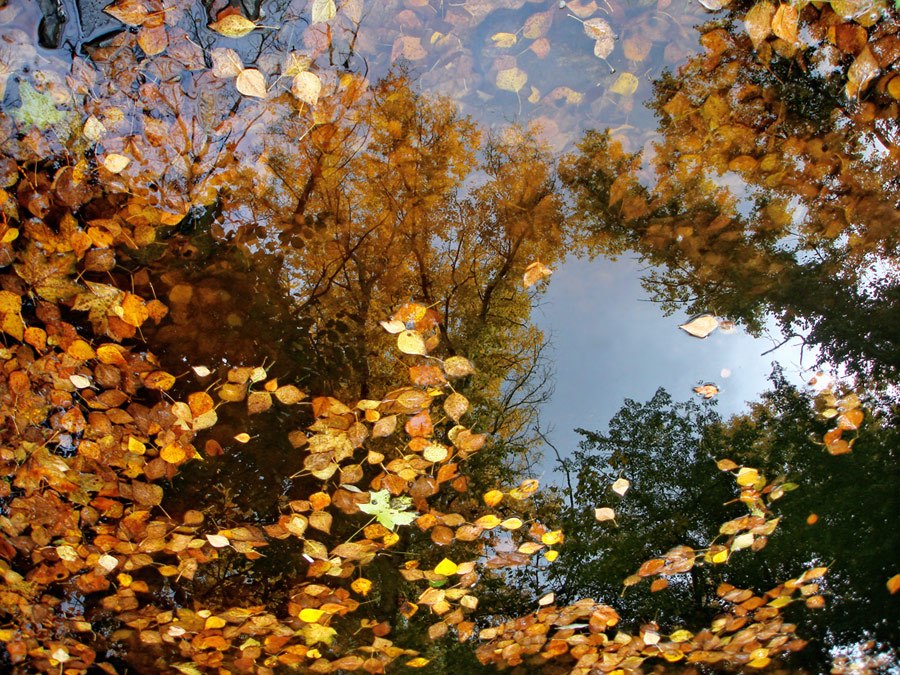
[771,4,798,44]
[744,2,775,50]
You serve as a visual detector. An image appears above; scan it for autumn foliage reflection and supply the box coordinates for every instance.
[562,21,900,382]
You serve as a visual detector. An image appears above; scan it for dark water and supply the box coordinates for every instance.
[0,0,898,673]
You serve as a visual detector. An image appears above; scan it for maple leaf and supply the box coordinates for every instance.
[358,490,416,530]
[14,245,81,302]
[72,281,125,333]
[10,82,67,129]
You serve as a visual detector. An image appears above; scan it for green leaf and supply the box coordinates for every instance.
[358,489,415,530]
[11,82,66,129]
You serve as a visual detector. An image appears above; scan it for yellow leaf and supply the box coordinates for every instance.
[736,467,759,486]
[423,443,449,463]
[611,477,630,496]
[434,558,458,576]
[103,153,130,174]
[406,658,430,668]
[205,616,226,629]
[609,73,639,96]
[205,533,230,548]
[311,0,336,23]
[351,578,372,596]
[496,67,527,93]
[483,490,504,506]
[160,443,186,464]
[236,69,267,98]
[527,86,541,104]
[541,530,563,545]
[128,437,146,454]
[670,629,693,642]
[209,15,257,38]
[397,330,426,355]
[538,592,555,606]
[292,71,322,106]
[234,432,251,443]
[500,517,523,530]
[887,574,900,594]
[491,32,517,48]
[474,514,501,529]
[711,549,728,564]
[298,608,324,622]
[544,549,558,562]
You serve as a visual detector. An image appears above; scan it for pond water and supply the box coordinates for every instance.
[1,0,899,674]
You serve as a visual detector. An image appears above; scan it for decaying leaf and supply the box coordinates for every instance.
[679,315,719,338]
[846,46,880,98]
[210,47,244,78]
[745,2,775,49]
[609,72,639,96]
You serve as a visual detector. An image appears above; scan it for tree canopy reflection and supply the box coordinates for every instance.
[561,22,900,382]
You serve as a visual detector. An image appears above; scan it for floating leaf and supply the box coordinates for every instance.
[206,534,230,548]
[594,37,614,59]
[846,46,880,98]
[351,577,372,596]
[103,154,131,174]
[524,261,552,287]
[236,69,267,98]
[210,47,244,78]
[358,490,416,530]
[888,574,900,594]
[311,0,336,23]
[397,330,426,355]
[380,319,405,333]
[583,17,614,40]
[423,442,450,463]
[10,82,66,129]
[209,15,258,38]
[771,3,799,44]
[234,432,251,443]
[611,478,630,496]
[679,315,719,338]
[744,2,775,49]
[694,383,719,399]
[292,71,322,106]
[434,558,458,576]
[538,592,555,606]
[443,356,475,377]
[496,67,527,93]
[594,507,615,521]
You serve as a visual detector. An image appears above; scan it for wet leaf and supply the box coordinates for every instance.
[311,0,336,24]
[679,315,719,338]
[236,69,267,98]
[888,574,900,594]
[771,4,799,44]
[483,489,504,506]
[443,392,468,421]
[443,356,475,377]
[434,558,458,575]
[209,15,258,38]
[103,154,130,174]
[846,46,880,98]
[206,534,230,548]
[694,383,719,399]
[583,17,614,41]
[397,330,426,355]
[611,477,630,496]
[210,47,244,78]
[11,82,66,129]
[358,490,416,530]
[523,11,552,39]
[292,71,322,106]
[137,24,167,56]
[594,507,615,521]
[496,67,527,93]
[104,0,149,26]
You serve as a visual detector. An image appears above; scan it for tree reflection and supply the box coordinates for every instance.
[546,371,900,669]
[561,23,900,381]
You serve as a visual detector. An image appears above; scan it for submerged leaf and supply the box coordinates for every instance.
[292,71,322,106]
[311,0,337,23]
[496,67,527,93]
